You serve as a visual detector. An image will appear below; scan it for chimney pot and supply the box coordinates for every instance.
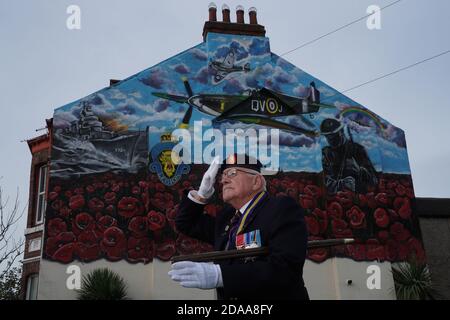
[222,4,230,23]
[208,2,217,22]
[249,7,258,24]
[236,5,245,24]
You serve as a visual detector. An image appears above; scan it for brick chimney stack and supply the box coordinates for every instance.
[222,4,230,23]
[236,5,245,23]
[208,2,217,21]
[249,7,257,24]
[202,3,266,41]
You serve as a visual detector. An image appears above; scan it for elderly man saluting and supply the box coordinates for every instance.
[169,153,309,300]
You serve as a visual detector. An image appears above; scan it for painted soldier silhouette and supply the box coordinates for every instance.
[320,118,378,195]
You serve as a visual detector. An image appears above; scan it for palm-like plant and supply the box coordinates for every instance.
[392,258,435,300]
[77,268,129,300]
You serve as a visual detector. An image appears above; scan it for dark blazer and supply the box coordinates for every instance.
[176,191,309,300]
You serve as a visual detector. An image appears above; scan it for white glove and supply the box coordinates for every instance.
[168,261,223,289]
[197,156,221,199]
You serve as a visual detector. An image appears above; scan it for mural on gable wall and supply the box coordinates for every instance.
[44,32,425,265]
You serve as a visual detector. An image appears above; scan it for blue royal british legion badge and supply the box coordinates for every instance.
[149,133,190,186]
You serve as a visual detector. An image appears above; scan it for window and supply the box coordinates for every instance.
[26,274,39,300]
[35,165,48,225]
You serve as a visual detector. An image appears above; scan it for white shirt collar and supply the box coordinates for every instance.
[239,198,253,214]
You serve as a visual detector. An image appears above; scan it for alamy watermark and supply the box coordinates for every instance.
[171,121,280,175]
[66,5,81,30]
[367,5,382,30]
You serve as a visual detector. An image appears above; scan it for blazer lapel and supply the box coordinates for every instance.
[239,194,269,234]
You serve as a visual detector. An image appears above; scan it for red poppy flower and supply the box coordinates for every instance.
[336,191,353,208]
[304,185,322,199]
[101,227,127,261]
[46,232,76,257]
[117,197,143,218]
[47,218,67,237]
[374,208,390,228]
[75,230,100,262]
[327,201,343,219]
[312,208,328,234]
[176,234,200,255]
[377,230,390,243]
[387,180,398,190]
[52,186,62,193]
[308,248,329,263]
[88,197,105,213]
[132,186,141,195]
[166,206,178,220]
[59,206,72,218]
[393,197,411,220]
[72,213,95,236]
[358,194,368,207]
[86,185,95,193]
[375,193,389,207]
[51,199,65,212]
[104,192,117,205]
[127,237,154,263]
[128,216,148,238]
[390,222,410,241]
[69,194,85,210]
[299,194,316,210]
[96,215,117,233]
[147,210,166,231]
[105,204,116,214]
[405,187,414,199]
[305,216,320,236]
[74,187,84,195]
[138,181,148,189]
[365,192,377,209]
[155,183,165,192]
[65,190,73,198]
[346,206,366,229]
[366,239,385,261]
[346,244,366,261]
[331,219,353,238]
[155,239,176,261]
[52,243,75,264]
[111,184,120,193]
[395,184,406,196]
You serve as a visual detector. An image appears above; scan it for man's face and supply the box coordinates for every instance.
[221,167,258,204]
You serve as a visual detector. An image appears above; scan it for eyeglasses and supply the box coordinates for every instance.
[220,168,257,182]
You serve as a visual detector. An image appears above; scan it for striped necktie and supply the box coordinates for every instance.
[225,209,242,250]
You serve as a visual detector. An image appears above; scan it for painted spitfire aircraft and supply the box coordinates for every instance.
[209,48,251,83]
[152,79,335,137]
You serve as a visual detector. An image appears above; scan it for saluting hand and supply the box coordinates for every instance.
[197,156,221,200]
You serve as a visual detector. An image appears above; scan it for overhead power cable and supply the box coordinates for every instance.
[280,0,403,57]
[321,49,450,102]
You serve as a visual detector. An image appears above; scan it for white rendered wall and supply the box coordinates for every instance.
[37,258,395,300]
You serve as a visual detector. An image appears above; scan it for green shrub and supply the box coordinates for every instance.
[77,268,128,300]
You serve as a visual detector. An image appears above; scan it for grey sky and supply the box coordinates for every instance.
[1,0,449,261]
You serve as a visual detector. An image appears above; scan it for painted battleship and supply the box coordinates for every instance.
[53,101,148,178]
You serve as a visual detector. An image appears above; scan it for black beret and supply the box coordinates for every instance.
[220,153,263,173]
